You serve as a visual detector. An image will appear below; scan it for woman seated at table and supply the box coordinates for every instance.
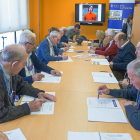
[90,30,108,48]
[88,29,118,62]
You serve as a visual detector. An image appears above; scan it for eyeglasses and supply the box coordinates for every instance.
[54,36,60,42]
[27,42,37,46]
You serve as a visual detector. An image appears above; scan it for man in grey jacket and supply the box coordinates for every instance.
[0,44,56,123]
[66,24,81,42]
[98,59,140,130]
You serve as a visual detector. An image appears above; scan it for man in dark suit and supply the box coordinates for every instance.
[19,30,61,83]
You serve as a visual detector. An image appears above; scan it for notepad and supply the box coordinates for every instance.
[57,56,73,62]
[4,128,27,140]
[66,49,74,52]
[92,72,118,84]
[21,92,55,114]
[75,50,85,53]
[35,71,63,83]
[91,59,109,65]
[69,45,75,48]
[87,54,102,57]
[67,131,132,140]
[87,97,127,123]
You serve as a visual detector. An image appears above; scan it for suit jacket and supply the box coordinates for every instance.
[0,70,44,123]
[18,51,54,83]
[37,39,63,65]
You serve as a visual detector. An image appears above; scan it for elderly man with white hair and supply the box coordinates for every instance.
[110,32,136,80]
[98,58,140,130]
[0,44,56,123]
[88,29,118,62]
[37,31,68,65]
[19,30,61,84]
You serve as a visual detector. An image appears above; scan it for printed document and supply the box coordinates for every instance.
[91,59,109,65]
[21,92,55,114]
[66,49,74,52]
[67,131,132,140]
[4,128,27,140]
[57,56,73,62]
[35,71,63,83]
[92,72,118,84]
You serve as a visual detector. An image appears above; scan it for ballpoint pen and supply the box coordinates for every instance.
[98,89,100,99]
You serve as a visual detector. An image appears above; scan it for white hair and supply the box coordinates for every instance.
[49,31,61,38]
[105,29,115,37]
[127,59,140,78]
[19,30,36,43]
[1,44,26,62]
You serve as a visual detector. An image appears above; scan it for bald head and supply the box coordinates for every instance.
[114,32,127,48]
[61,27,67,34]
[59,28,64,36]
[1,44,26,62]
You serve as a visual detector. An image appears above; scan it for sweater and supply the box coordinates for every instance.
[95,41,118,62]
[109,86,140,130]
[0,70,44,123]
[18,51,54,83]
[37,38,63,65]
[112,42,136,76]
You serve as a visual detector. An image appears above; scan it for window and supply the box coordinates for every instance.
[16,30,23,44]
[0,0,29,33]
[0,32,15,50]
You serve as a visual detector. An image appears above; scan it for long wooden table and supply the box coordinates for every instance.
[0,42,139,140]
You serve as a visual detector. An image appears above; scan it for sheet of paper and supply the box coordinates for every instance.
[91,59,109,65]
[4,128,27,140]
[21,92,55,114]
[75,50,85,53]
[100,133,133,140]
[87,98,121,109]
[69,45,75,48]
[57,56,73,62]
[35,71,63,83]
[83,40,88,43]
[92,72,118,84]
[66,49,74,52]
[88,108,127,123]
[87,54,102,57]
[68,132,100,140]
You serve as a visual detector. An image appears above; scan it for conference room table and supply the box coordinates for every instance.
[0,42,140,140]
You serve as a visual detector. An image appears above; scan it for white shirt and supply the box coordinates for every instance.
[47,37,55,56]
[25,53,35,77]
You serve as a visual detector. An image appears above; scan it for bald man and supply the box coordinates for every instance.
[0,44,56,123]
[109,32,136,80]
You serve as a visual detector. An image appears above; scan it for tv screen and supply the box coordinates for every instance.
[75,3,106,23]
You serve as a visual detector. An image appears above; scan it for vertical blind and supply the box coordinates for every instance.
[0,0,29,33]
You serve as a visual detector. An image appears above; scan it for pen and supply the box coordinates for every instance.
[109,73,112,77]
[98,89,100,99]
[100,71,107,72]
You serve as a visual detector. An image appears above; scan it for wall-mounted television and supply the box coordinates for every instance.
[75,3,106,24]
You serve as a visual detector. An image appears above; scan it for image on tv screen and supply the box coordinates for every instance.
[82,5,98,21]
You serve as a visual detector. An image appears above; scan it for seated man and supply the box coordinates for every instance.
[60,27,69,43]
[98,59,140,130]
[37,31,68,65]
[66,24,81,42]
[0,44,56,123]
[120,41,140,89]
[56,28,70,50]
[88,29,118,62]
[19,30,61,83]
[109,32,136,80]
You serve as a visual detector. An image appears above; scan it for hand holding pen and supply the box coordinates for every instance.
[98,85,110,95]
